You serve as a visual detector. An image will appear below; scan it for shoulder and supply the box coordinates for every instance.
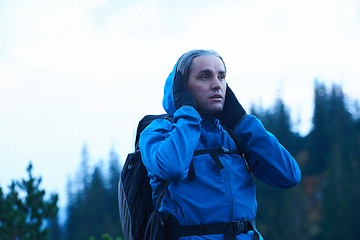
[141,117,173,136]
[236,114,262,129]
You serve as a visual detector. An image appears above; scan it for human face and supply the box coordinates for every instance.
[187,55,227,113]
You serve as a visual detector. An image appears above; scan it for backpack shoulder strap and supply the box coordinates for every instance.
[155,181,170,210]
[220,123,251,173]
[135,114,172,150]
[135,114,172,208]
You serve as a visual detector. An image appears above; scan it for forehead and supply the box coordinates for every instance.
[190,55,226,73]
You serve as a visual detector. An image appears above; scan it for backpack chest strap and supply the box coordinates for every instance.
[193,147,239,170]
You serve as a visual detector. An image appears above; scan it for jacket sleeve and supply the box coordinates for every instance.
[235,114,301,188]
[139,106,202,181]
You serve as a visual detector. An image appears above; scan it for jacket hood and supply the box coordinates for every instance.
[162,62,178,116]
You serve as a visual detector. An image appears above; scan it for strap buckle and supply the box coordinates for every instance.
[231,221,244,235]
[231,220,251,235]
[219,147,230,154]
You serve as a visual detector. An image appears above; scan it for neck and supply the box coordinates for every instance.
[199,112,218,124]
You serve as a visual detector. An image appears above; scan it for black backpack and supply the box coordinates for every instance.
[118,114,253,240]
[118,114,172,240]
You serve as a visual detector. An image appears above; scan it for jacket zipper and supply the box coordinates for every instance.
[222,155,234,221]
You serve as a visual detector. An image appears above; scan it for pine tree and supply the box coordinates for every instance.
[304,81,331,175]
[251,97,306,240]
[85,164,109,239]
[65,147,123,240]
[66,144,92,240]
[0,162,58,240]
[48,215,62,240]
[352,116,360,238]
[106,149,123,237]
[320,84,356,239]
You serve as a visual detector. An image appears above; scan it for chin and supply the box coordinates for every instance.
[213,104,224,112]
[205,106,224,114]
[197,102,224,114]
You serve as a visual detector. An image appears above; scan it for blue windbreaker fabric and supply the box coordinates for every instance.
[139,62,301,239]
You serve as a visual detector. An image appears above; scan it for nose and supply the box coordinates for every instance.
[211,76,222,90]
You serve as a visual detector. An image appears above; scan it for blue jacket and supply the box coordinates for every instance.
[139,63,301,239]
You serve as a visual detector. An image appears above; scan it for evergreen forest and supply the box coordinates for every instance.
[1,81,360,240]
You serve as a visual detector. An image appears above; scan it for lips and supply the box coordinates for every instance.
[210,93,223,99]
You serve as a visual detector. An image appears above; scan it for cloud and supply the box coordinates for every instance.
[1,0,360,208]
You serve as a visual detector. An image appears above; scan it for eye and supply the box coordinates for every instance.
[218,74,226,81]
[200,74,209,80]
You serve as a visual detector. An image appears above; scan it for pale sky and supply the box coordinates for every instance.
[1,0,359,209]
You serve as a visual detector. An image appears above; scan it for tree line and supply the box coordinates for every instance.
[65,147,123,240]
[1,81,359,239]
[252,81,360,240]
